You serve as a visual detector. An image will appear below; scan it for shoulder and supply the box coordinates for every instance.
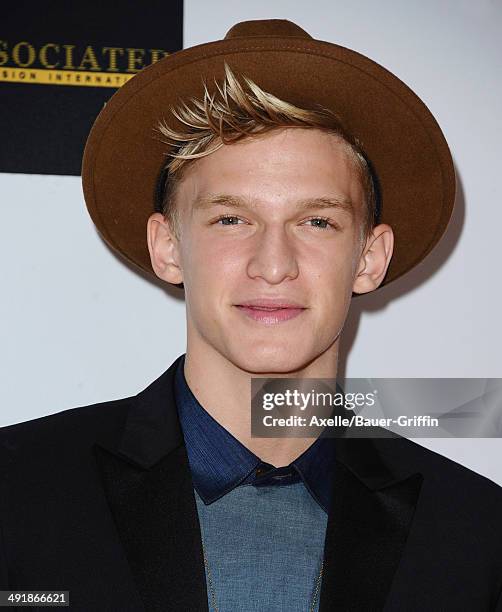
[0,395,133,469]
[377,434,502,492]
[374,435,502,529]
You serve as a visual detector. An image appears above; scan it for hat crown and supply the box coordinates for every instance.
[224,19,312,40]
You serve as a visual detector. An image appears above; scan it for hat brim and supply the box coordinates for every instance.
[82,35,456,289]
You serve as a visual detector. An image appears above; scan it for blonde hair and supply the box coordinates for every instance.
[155,62,377,239]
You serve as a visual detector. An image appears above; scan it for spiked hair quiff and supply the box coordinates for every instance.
[156,63,378,239]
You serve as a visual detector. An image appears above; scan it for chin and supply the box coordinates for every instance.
[227,341,315,376]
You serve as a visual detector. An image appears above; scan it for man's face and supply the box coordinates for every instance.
[160,128,375,374]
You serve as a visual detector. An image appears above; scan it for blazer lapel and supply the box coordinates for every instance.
[320,437,424,611]
[93,356,208,612]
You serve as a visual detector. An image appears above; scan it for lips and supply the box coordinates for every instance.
[237,297,305,308]
[234,299,306,325]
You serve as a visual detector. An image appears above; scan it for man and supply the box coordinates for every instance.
[1,18,501,612]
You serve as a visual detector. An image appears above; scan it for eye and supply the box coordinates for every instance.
[303,217,336,230]
[215,215,246,226]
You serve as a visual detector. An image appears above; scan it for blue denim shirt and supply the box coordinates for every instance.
[174,354,336,611]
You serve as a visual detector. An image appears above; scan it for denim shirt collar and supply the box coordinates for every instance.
[174,354,336,514]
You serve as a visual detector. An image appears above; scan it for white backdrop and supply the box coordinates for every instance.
[1,0,501,483]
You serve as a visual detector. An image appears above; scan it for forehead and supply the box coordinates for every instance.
[175,127,364,215]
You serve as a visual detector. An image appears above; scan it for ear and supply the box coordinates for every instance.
[352,224,394,294]
[146,212,183,284]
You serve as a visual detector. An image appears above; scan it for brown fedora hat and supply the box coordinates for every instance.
[82,18,455,289]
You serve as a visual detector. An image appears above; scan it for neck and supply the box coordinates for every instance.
[183,339,339,467]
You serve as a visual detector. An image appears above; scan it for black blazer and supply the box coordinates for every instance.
[1,355,501,611]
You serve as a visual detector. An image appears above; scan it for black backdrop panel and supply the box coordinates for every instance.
[0,1,183,175]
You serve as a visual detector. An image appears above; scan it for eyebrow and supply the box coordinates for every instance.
[192,193,355,216]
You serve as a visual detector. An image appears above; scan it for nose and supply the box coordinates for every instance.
[246,224,300,284]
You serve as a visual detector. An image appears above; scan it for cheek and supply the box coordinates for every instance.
[196,234,249,274]
[180,233,245,294]
[305,252,355,324]
[301,240,357,288]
